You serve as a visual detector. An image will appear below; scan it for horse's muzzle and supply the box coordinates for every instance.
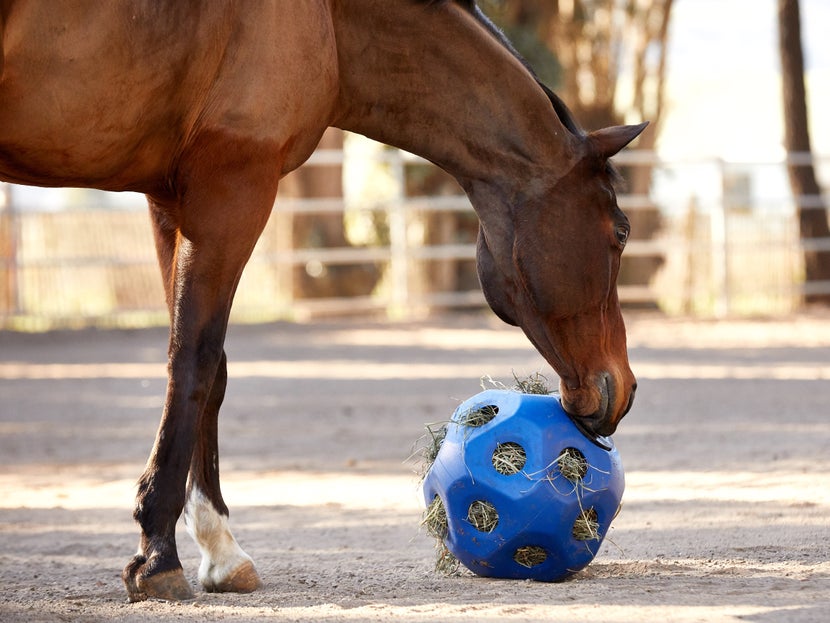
[561,372,636,438]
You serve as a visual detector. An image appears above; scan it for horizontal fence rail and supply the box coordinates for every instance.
[1,145,829,329]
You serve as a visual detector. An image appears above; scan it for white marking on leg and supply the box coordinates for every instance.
[184,486,254,590]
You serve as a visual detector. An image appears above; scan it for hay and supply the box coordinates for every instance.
[491,441,527,475]
[467,500,499,533]
[557,447,588,483]
[479,374,508,390]
[512,371,553,395]
[422,495,449,540]
[572,507,600,541]
[480,372,553,395]
[421,496,463,575]
[419,422,448,472]
[513,545,548,568]
[434,543,461,575]
[457,404,499,427]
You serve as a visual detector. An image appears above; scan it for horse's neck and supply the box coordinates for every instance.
[330,0,576,200]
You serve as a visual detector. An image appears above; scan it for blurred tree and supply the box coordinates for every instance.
[480,0,674,304]
[480,0,671,136]
[279,129,379,302]
[777,0,830,304]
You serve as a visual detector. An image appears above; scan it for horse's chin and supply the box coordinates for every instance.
[564,408,619,439]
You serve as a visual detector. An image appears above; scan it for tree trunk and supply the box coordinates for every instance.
[777,0,830,304]
[616,0,674,305]
[278,128,379,301]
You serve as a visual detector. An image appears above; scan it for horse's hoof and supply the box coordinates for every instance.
[125,568,195,602]
[204,560,262,594]
[123,570,145,603]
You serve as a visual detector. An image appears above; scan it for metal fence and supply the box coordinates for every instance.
[1,146,828,329]
[617,150,830,316]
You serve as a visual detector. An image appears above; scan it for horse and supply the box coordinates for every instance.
[0,0,644,601]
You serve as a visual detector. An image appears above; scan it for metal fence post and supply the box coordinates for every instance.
[0,183,21,318]
[712,158,730,317]
[387,149,410,319]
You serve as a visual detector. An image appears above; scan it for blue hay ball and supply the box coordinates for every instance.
[422,389,624,582]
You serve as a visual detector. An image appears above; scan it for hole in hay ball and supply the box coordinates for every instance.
[467,500,499,533]
[557,447,588,483]
[422,495,449,540]
[458,404,498,427]
[491,442,527,475]
[513,545,548,569]
[572,507,600,541]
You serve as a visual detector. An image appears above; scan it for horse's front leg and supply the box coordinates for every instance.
[122,146,277,602]
[123,265,230,601]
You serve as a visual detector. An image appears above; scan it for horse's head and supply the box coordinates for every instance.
[476,122,647,438]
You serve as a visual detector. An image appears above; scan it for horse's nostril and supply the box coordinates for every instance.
[599,372,612,418]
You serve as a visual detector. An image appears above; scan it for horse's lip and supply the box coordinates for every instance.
[561,372,618,443]
[622,382,636,417]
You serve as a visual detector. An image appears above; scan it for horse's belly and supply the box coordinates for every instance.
[0,109,140,189]
[0,113,165,191]
[0,2,169,189]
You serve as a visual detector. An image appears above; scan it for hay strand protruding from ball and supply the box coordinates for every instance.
[434,543,461,575]
[457,404,498,427]
[512,371,553,395]
[513,545,548,568]
[420,422,447,471]
[491,441,527,475]
[421,496,462,575]
[480,371,554,395]
[467,499,499,533]
[557,447,589,483]
[572,507,600,541]
[422,495,449,540]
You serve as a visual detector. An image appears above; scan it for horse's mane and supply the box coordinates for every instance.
[414,0,585,138]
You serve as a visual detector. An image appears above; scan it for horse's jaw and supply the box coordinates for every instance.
[513,309,637,438]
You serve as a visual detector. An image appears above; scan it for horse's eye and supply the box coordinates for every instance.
[615,225,629,246]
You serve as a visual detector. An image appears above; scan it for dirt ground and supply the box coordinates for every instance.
[1,310,829,622]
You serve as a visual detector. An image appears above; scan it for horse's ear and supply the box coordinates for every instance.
[588,122,649,159]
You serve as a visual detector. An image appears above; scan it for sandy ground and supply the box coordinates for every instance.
[1,310,829,622]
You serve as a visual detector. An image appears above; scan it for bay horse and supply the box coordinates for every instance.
[0,0,644,601]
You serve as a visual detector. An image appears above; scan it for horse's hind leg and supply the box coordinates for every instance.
[183,351,261,593]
